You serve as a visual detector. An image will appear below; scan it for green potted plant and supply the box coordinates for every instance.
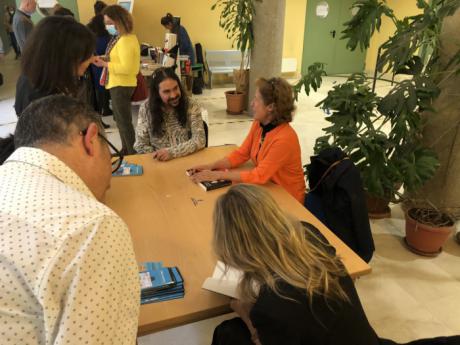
[295,0,459,253]
[212,0,261,114]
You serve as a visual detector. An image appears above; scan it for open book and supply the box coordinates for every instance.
[201,261,243,299]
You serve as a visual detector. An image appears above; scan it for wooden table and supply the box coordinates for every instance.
[104,146,371,336]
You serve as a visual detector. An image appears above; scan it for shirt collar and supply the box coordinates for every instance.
[259,122,277,137]
[17,9,31,18]
[5,147,95,199]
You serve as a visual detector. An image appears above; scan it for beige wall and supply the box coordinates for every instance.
[77,0,306,73]
[365,0,421,74]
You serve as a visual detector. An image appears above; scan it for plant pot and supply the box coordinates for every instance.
[225,90,246,115]
[404,208,454,257]
[366,193,391,219]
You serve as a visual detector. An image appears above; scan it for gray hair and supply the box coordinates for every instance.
[14,95,101,148]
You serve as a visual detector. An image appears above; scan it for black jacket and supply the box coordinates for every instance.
[306,147,375,262]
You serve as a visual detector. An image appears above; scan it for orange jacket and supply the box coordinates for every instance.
[227,121,306,203]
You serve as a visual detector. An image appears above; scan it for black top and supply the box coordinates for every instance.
[14,75,52,116]
[249,224,382,345]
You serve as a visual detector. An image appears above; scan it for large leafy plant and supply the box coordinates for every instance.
[212,0,262,92]
[296,0,460,201]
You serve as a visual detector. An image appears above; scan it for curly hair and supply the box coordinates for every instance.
[256,77,296,125]
[102,5,133,33]
[148,67,189,136]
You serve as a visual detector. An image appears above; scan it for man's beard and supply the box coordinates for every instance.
[168,96,180,107]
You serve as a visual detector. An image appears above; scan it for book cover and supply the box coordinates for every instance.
[112,161,144,177]
[199,179,232,191]
[201,261,242,299]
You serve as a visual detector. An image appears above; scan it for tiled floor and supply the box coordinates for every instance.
[1,51,459,345]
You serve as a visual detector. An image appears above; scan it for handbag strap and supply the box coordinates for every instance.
[309,157,349,193]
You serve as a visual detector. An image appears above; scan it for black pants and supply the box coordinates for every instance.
[95,87,112,115]
[212,318,460,345]
[109,86,135,155]
[7,31,20,57]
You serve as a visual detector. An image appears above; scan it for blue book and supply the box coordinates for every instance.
[139,262,185,304]
[112,161,143,177]
[141,291,185,305]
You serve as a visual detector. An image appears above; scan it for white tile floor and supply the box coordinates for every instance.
[1,51,459,345]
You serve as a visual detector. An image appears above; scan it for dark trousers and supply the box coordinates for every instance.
[7,31,20,57]
[95,87,112,115]
[212,318,460,345]
[211,318,253,345]
[109,86,135,155]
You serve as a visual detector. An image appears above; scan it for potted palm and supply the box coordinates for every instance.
[295,0,459,253]
[211,0,261,114]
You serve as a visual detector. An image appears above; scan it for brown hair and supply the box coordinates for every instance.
[256,77,296,125]
[102,5,133,34]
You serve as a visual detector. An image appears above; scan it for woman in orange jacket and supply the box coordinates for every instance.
[189,77,306,203]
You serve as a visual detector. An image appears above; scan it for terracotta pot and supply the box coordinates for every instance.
[366,193,391,219]
[405,208,454,256]
[225,91,245,115]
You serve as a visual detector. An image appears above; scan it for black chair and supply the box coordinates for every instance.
[203,120,209,147]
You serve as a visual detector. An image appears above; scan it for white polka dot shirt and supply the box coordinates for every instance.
[0,147,140,345]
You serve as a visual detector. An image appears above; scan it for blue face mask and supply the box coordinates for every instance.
[106,25,118,36]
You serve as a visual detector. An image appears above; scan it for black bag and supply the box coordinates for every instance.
[0,73,3,87]
[192,43,205,94]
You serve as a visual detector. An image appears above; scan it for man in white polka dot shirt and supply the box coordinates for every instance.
[0,95,140,344]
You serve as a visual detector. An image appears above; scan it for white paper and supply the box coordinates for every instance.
[202,261,242,299]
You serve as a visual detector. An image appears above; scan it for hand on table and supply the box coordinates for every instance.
[187,163,214,174]
[190,170,222,183]
[152,148,171,161]
[230,299,261,345]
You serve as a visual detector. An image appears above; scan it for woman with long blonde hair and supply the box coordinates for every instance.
[211,184,460,345]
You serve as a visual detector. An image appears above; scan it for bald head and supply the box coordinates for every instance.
[20,0,36,13]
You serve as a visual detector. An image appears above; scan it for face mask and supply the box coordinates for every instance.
[9,10,14,15]
[105,25,118,36]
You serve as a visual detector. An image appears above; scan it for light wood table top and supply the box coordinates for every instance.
[104,146,371,336]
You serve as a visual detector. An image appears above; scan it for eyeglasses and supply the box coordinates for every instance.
[81,128,124,173]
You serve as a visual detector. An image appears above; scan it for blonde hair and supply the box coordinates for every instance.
[213,184,349,305]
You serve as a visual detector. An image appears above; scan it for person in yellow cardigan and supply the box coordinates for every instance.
[93,4,139,154]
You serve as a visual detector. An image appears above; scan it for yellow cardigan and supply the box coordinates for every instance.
[107,34,140,89]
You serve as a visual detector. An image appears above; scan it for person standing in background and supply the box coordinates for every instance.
[4,5,20,59]
[88,1,113,118]
[93,5,140,155]
[14,16,96,116]
[12,0,36,52]
[161,13,195,64]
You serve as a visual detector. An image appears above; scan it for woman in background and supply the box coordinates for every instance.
[4,5,20,59]
[211,184,460,345]
[93,5,140,155]
[160,13,195,64]
[14,16,95,116]
[88,0,113,118]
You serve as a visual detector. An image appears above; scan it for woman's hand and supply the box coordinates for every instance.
[188,163,214,174]
[190,170,223,182]
[93,56,108,68]
[152,148,171,161]
[230,299,261,345]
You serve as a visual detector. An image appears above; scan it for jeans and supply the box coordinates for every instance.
[109,86,135,155]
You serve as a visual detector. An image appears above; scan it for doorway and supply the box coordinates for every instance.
[301,0,366,75]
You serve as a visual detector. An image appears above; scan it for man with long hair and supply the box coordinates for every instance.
[134,67,206,160]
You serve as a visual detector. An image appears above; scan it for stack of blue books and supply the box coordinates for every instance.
[139,262,184,305]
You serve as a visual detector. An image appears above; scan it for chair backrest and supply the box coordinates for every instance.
[202,120,209,148]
